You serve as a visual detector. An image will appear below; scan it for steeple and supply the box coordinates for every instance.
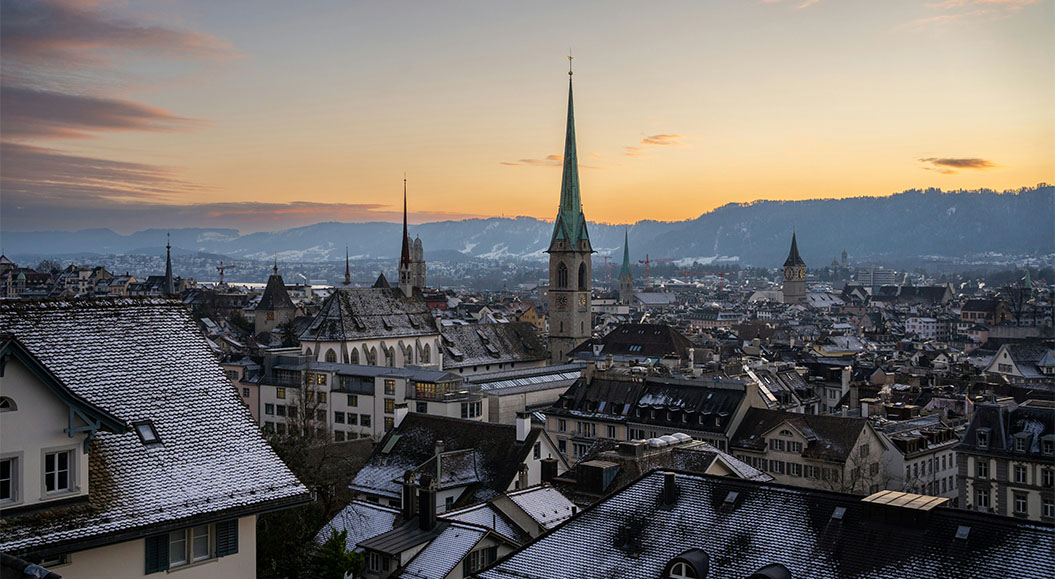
[344,246,351,286]
[620,230,632,280]
[400,176,411,269]
[784,232,805,268]
[550,57,589,248]
[163,233,175,296]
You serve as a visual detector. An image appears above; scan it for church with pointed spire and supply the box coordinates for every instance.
[398,178,427,297]
[619,230,633,305]
[782,233,807,304]
[547,60,593,363]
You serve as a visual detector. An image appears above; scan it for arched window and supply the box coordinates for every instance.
[0,396,16,412]
[325,349,337,363]
[581,320,585,333]
[669,562,696,579]
[368,347,377,365]
[422,343,431,364]
[578,262,588,290]
[405,345,414,365]
[305,347,313,357]
[387,347,396,367]
[350,348,360,364]
[556,262,569,288]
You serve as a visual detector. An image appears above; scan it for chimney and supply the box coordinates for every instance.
[418,474,437,531]
[540,458,558,483]
[841,365,852,398]
[861,400,869,417]
[401,470,417,520]
[394,403,409,428]
[438,351,444,371]
[518,463,529,489]
[516,412,531,443]
[435,439,445,457]
[688,348,695,366]
[662,472,678,507]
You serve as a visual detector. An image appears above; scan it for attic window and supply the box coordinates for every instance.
[0,397,15,412]
[976,429,990,449]
[955,525,970,540]
[831,506,846,520]
[133,420,161,445]
[723,491,739,504]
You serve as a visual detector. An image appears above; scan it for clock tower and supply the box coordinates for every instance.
[547,60,593,364]
[782,232,807,304]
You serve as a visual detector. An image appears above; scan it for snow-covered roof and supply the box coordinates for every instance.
[506,485,578,529]
[0,298,309,554]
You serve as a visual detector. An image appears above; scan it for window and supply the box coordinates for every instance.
[264,421,275,432]
[417,401,428,413]
[1043,436,1055,456]
[44,450,72,494]
[870,463,880,476]
[384,380,396,395]
[134,421,161,445]
[558,419,567,432]
[348,413,358,425]
[276,405,286,417]
[788,463,803,477]
[1015,435,1028,453]
[318,392,327,404]
[461,401,482,419]
[556,262,569,288]
[1,457,17,503]
[335,411,345,424]
[325,349,337,363]
[975,488,990,509]
[384,398,395,414]
[976,459,989,479]
[668,561,696,579]
[1044,497,1055,519]
[1042,468,1054,489]
[558,439,567,454]
[384,417,394,431]
[976,429,989,448]
[147,521,238,574]
[0,396,16,411]
[242,388,250,398]
[859,444,870,458]
[350,348,360,364]
[788,441,803,453]
[276,387,286,400]
[769,439,785,452]
[769,460,785,475]
[572,443,590,458]
[316,409,326,422]
[463,546,499,575]
[361,415,371,428]
[335,430,345,442]
[534,442,541,459]
[1014,493,1028,515]
[265,403,274,415]
[1014,464,1027,484]
[606,425,617,439]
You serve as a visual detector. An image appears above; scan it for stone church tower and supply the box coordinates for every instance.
[619,230,633,305]
[782,233,807,304]
[547,62,593,363]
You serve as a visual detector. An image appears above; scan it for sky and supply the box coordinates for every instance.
[1,0,1052,234]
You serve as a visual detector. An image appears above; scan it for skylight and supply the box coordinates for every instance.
[133,420,161,445]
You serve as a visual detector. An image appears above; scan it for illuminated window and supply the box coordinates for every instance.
[276,388,286,400]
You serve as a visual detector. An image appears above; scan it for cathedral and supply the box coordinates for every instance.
[397,179,426,298]
[547,62,593,363]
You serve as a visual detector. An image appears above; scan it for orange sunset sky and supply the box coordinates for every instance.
[1,0,1052,233]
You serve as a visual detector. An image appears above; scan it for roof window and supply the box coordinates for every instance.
[831,506,847,520]
[133,420,161,445]
[955,525,970,540]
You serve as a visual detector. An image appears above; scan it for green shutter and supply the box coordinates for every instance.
[144,534,169,574]
[216,519,239,557]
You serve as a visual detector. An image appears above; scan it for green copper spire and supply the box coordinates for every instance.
[620,230,632,280]
[551,61,589,247]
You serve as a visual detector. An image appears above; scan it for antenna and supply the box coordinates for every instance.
[568,50,573,76]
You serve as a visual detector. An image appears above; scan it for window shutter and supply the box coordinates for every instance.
[216,519,239,557]
[144,534,169,574]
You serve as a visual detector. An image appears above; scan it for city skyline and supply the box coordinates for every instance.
[2,0,1052,233]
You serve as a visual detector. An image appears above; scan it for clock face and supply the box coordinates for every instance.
[556,294,568,309]
[578,293,587,308]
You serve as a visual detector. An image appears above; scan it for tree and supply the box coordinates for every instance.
[280,320,301,348]
[36,259,62,274]
[315,529,364,579]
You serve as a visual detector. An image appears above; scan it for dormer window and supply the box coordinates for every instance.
[0,396,15,412]
[976,428,990,449]
[1042,435,1054,456]
[1014,433,1031,453]
[134,420,161,445]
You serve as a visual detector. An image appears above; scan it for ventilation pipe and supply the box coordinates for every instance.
[662,472,678,507]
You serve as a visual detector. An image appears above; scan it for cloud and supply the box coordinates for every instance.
[763,0,823,7]
[905,0,1037,27]
[0,0,236,72]
[1,193,489,233]
[500,154,563,167]
[919,157,997,173]
[1,141,202,203]
[624,146,644,157]
[1,85,205,139]
[640,134,685,146]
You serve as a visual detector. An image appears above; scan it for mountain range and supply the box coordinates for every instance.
[5,185,1052,268]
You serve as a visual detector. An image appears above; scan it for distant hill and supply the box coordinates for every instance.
[4,185,1051,267]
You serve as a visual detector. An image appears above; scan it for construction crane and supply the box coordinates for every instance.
[215,261,236,286]
[637,254,672,288]
[676,269,727,290]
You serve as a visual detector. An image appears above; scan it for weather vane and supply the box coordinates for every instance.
[568,51,573,76]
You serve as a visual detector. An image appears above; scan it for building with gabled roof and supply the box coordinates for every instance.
[0,298,309,577]
[255,262,297,336]
[439,322,547,377]
[478,470,1055,579]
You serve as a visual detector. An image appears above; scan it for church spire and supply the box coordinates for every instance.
[164,233,175,296]
[620,230,632,280]
[344,246,351,286]
[550,56,587,246]
[784,232,805,267]
[400,176,411,269]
